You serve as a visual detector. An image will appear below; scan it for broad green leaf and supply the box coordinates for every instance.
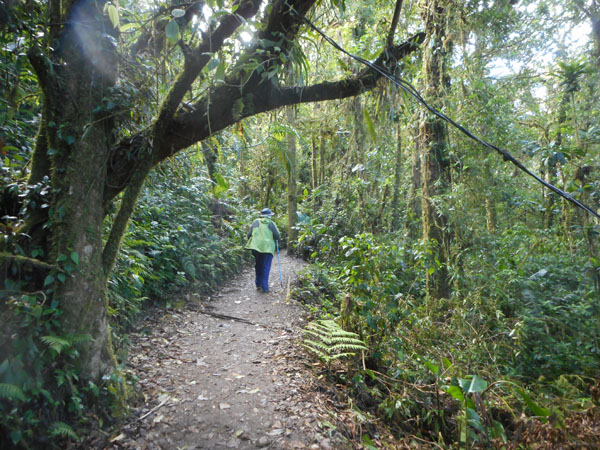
[172,8,185,18]
[44,274,55,286]
[443,385,464,401]
[361,434,377,450]
[214,173,229,190]
[165,20,179,44]
[466,407,484,431]
[10,431,22,445]
[70,251,79,265]
[106,4,119,29]
[517,388,550,422]
[467,375,487,393]
[418,356,439,375]
[363,108,377,144]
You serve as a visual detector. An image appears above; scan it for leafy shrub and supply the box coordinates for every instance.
[107,164,251,338]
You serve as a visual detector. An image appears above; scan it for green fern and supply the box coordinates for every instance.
[41,334,91,354]
[302,319,367,366]
[41,335,72,354]
[0,383,26,401]
[49,421,79,440]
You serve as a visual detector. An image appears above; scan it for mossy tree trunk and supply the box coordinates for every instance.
[419,0,452,299]
[25,1,120,379]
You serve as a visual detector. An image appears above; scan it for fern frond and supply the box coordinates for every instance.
[302,319,368,365]
[303,339,330,352]
[305,323,331,334]
[41,335,72,354]
[330,329,361,337]
[330,336,367,345]
[330,343,368,352]
[330,352,358,360]
[301,344,330,362]
[302,329,333,344]
[49,421,79,440]
[0,383,26,401]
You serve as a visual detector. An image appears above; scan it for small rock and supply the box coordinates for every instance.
[226,438,240,448]
[257,436,270,448]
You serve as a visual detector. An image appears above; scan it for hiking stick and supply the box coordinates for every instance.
[276,240,283,288]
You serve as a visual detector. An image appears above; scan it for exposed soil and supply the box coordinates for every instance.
[102,252,355,450]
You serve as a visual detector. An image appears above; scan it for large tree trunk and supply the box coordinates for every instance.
[28,0,119,379]
[419,0,452,299]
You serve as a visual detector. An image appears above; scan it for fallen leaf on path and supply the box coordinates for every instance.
[157,393,170,403]
[109,433,125,442]
[219,403,231,409]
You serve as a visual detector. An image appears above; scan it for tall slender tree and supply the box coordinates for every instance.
[418,0,452,299]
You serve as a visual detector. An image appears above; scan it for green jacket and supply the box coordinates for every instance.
[246,217,280,255]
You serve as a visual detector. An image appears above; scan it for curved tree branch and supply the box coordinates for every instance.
[103,31,425,206]
[153,0,263,145]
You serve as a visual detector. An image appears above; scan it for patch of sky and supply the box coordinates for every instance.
[486,3,592,80]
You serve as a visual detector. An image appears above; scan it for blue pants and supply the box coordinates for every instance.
[252,250,273,292]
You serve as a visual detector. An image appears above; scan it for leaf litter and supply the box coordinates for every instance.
[95,252,355,449]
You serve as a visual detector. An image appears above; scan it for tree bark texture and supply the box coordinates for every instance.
[27,0,120,378]
[419,0,452,299]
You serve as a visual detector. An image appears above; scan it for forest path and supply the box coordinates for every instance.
[107,252,349,450]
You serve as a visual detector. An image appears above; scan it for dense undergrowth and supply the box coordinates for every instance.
[294,211,600,448]
[0,156,252,448]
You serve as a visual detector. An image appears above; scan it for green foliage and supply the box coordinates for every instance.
[294,222,600,445]
[302,319,367,366]
[49,421,79,440]
[0,286,129,448]
[0,383,26,402]
[108,157,250,337]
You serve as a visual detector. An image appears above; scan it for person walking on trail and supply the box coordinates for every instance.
[246,208,280,293]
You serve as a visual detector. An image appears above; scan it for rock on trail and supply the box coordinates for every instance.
[105,252,349,449]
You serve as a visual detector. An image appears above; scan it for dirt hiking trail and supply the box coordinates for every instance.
[105,252,352,450]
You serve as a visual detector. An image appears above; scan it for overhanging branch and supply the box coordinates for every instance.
[103,33,425,205]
